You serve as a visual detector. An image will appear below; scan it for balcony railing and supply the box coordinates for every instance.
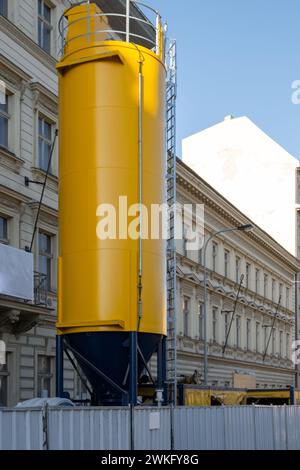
[34,272,49,307]
[58,0,165,60]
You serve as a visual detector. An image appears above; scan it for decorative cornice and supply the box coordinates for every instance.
[176,253,295,320]
[0,147,24,174]
[30,82,58,116]
[0,53,32,87]
[178,348,295,373]
[177,160,300,273]
[0,184,31,205]
[0,16,56,73]
[31,167,59,193]
[30,82,58,104]
[28,201,58,227]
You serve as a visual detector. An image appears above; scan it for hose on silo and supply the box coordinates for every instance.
[130,43,145,333]
[137,53,144,333]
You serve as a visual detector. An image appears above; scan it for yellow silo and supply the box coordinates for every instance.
[56,1,167,405]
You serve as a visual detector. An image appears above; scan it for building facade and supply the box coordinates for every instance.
[0,0,76,406]
[182,115,300,387]
[176,159,299,388]
[296,170,300,386]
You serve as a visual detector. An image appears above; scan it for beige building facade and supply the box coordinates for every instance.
[176,160,299,388]
[0,0,75,406]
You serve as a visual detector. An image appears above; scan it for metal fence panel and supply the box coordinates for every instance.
[271,406,287,450]
[224,407,255,450]
[0,409,43,450]
[48,408,130,450]
[134,407,171,450]
[1,405,300,450]
[252,406,275,450]
[285,406,300,450]
[174,406,300,450]
[174,407,225,450]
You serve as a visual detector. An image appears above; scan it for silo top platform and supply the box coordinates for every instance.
[58,0,165,61]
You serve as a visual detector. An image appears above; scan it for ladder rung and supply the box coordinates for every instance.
[166,43,177,398]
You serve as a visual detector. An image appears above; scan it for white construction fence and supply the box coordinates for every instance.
[0,406,300,450]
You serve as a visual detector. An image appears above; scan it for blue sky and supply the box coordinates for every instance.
[153,0,300,159]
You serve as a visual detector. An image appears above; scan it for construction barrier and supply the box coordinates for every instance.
[1,405,300,450]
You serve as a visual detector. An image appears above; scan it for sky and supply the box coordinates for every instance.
[152,0,300,159]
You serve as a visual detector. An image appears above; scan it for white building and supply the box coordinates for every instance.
[176,159,299,388]
[182,116,299,256]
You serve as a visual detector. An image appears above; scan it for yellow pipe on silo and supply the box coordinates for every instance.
[56,3,166,337]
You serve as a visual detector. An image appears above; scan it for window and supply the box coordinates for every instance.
[38,0,52,54]
[255,269,260,294]
[0,363,8,406]
[279,331,283,357]
[286,333,290,358]
[0,94,9,149]
[182,220,189,258]
[263,326,268,353]
[236,315,241,348]
[225,313,230,342]
[224,250,230,277]
[38,116,52,172]
[37,355,53,398]
[212,242,218,271]
[255,322,260,353]
[235,256,241,283]
[279,283,283,301]
[272,279,276,302]
[183,297,190,337]
[183,234,188,257]
[246,319,251,350]
[245,263,250,289]
[286,287,290,309]
[39,231,53,291]
[198,248,202,265]
[198,302,203,340]
[212,307,218,342]
[0,216,8,243]
[264,274,268,298]
[0,0,7,17]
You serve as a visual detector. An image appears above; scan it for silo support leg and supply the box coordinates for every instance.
[129,332,138,406]
[56,335,64,398]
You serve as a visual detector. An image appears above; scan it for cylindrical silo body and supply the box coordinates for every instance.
[56,3,166,404]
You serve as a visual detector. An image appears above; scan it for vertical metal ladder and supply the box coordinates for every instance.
[166,40,177,405]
